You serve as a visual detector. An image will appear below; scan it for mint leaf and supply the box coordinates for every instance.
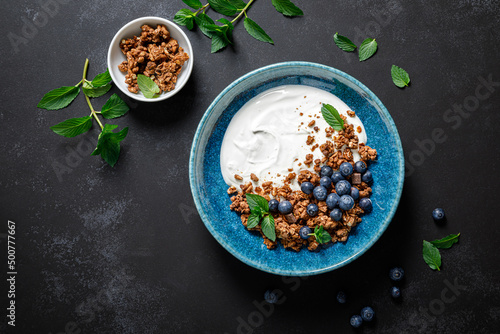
[90,69,112,87]
[227,0,246,10]
[101,94,129,119]
[217,18,234,41]
[333,32,357,52]
[182,0,202,9]
[82,81,112,98]
[391,65,411,88]
[211,32,230,53]
[50,116,92,138]
[359,38,377,61]
[261,215,276,241]
[91,124,128,167]
[246,193,269,213]
[244,18,274,44]
[271,0,303,16]
[174,8,196,30]
[430,233,460,249]
[423,240,441,271]
[247,212,261,229]
[207,0,237,16]
[321,104,344,131]
[311,226,331,244]
[137,74,160,98]
[37,86,80,110]
[195,13,216,37]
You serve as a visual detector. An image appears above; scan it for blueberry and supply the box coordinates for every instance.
[331,171,344,184]
[350,315,363,328]
[320,165,333,178]
[339,195,354,211]
[432,208,446,222]
[355,160,367,173]
[299,226,312,239]
[335,180,351,196]
[278,201,293,214]
[361,306,375,322]
[336,291,346,304]
[306,203,319,217]
[326,193,340,209]
[339,162,354,177]
[330,208,342,221]
[320,176,332,189]
[359,197,372,213]
[389,267,405,281]
[264,290,278,304]
[301,181,314,195]
[362,170,373,183]
[313,186,328,201]
[350,187,360,200]
[391,286,401,299]
[268,199,279,213]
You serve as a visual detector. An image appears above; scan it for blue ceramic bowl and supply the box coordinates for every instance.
[189,62,404,276]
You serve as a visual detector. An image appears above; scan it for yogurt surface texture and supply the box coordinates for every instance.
[220,85,367,190]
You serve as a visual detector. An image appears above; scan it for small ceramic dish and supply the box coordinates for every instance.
[107,16,193,102]
[189,62,404,276]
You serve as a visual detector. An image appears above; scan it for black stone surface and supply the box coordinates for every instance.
[1,0,499,333]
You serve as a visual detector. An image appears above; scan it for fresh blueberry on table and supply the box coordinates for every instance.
[301,181,314,195]
[320,176,332,189]
[359,197,372,213]
[360,306,375,322]
[326,193,340,209]
[335,180,351,196]
[278,200,293,214]
[362,170,373,183]
[264,290,278,304]
[432,208,446,222]
[320,165,333,178]
[313,186,328,201]
[299,226,312,239]
[355,160,367,173]
[268,199,279,213]
[331,171,345,184]
[336,291,346,304]
[389,267,405,281]
[391,286,401,299]
[339,195,355,211]
[350,187,359,200]
[350,315,363,328]
[339,162,353,177]
[330,208,342,221]
[306,203,319,217]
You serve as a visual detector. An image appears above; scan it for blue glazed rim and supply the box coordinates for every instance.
[189,61,404,276]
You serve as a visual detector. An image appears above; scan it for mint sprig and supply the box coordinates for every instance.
[391,65,410,88]
[359,38,377,61]
[271,0,304,16]
[423,233,460,271]
[137,74,161,99]
[245,193,276,241]
[321,104,344,131]
[309,226,331,244]
[37,58,130,167]
[333,32,356,52]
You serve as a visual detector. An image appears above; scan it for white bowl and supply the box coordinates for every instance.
[107,16,193,102]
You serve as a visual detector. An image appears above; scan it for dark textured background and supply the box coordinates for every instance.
[1,0,499,333]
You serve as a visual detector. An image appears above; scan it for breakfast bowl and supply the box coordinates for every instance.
[189,62,404,276]
[107,16,193,102]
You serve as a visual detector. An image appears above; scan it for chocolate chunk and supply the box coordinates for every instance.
[352,173,362,185]
[284,213,297,224]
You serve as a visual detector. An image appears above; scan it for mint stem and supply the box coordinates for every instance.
[231,0,255,24]
[81,58,104,130]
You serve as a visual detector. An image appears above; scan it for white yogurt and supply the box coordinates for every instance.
[220,85,367,190]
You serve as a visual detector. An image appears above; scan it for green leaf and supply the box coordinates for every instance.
[207,0,237,16]
[101,94,130,119]
[227,0,246,10]
[261,215,276,241]
[50,116,92,138]
[391,65,411,88]
[430,233,460,249]
[321,104,344,131]
[174,9,196,30]
[182,0,202,9]
[91,124,129,167]
[137,74,161,98]
[90,69,112,87]
[333,32,357,52]
[423,240,441,271]
[245,193,269,213]
[247,211,261,229]
[271,0,303,16]
[82,81,112,98]
[195,13,216,37]
[217,18,234,41]
[244,18,274,44]
[211,32,230,53]
[37,86,80,110]
[359,38,378,61]
[311,226,331,244]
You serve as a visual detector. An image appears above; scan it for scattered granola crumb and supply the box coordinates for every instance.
[250,173,259,182]
[234,174,243,180]
[308,120,316,127]
[357,126,362,133]
[347,110,356,117]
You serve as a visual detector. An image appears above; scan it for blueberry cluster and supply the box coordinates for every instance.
[350,306,375,328]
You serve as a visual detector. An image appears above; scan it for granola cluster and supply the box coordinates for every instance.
[118,24,189,94]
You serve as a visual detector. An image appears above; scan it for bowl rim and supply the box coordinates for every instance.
[107,16,193,103]
[189,61,405,276]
